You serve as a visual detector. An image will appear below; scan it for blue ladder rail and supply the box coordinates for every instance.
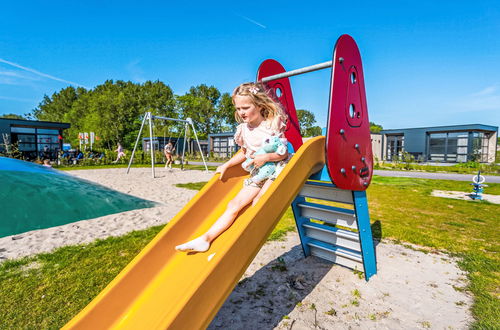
[291,169,377,281]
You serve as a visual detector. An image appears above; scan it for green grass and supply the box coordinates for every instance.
[175,182,208,191]
[0,225,164,328]
[367,176,499,329]
[0,176,498,328]
[374,160,500,176]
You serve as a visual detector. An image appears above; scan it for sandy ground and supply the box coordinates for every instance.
[0,168,473,329]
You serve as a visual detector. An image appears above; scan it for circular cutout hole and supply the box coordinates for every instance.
[349,104,355,118]
[350,72,356,84]
[275,88,282,97]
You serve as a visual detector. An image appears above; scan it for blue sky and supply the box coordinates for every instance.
[1,1,499,130]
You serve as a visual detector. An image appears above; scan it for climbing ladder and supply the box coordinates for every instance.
[291,166,376,281]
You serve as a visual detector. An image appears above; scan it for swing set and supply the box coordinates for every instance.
[126,111,208,178]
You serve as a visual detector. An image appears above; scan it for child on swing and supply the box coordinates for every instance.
[164,142,175,168]
[175,82,289,252]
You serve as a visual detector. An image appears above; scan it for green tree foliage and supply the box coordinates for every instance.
[30,81,237,148]
[218,93,237,132]
[31,86,87,123]
[31,80,176,149]
[176,84,235,138]
[0,113,25,119]
[370,121,383,133]
[296,109,322,137]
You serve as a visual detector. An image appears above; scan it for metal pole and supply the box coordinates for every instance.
[151,115,189,123]
[187,118,209,172]
[181,122,188,171]
[127,113,148,174]
[148,112,155,178]
[259,60,333,83]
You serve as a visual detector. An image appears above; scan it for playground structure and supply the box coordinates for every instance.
[470,171,487,200]
[64,34,376,329]
[126,111,209,178]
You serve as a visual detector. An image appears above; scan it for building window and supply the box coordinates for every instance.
[16,134,36,151]
[471,132,489,162]
[428,131,490,163]
[10,126,61,159]
[386,135,404,161]
[212,136,237,158]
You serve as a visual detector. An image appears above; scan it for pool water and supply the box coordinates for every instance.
[0,157,156,238]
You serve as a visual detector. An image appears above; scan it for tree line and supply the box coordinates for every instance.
[25,80,239,150]
[2,80,382,149]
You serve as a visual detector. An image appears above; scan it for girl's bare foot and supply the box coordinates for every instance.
[175,237,210,252]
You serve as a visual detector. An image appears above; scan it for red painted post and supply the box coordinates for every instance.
[326,35,373,191]
[256,59,303,152]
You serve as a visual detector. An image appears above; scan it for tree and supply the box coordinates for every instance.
[218,93,237,132]
[0,113,25,120]
[370,122,383,133]
[177,84,230,139]
[296,109,322,137]
[31,86,87,123]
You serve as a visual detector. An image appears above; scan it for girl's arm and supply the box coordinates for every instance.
[250,150,288,168]
[216,149,247,179]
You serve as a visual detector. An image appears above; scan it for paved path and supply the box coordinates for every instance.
[188,161,500,183]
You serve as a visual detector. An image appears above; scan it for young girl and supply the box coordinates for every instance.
[175,82,289,253]
[112,143,126,163]
[164,142,175,168]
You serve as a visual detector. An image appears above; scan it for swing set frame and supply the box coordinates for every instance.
[126,111,208,178]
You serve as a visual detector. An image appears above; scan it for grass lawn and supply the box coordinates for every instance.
[0,177,498,328]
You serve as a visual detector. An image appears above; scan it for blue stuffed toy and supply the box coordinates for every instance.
[242,136,287,184]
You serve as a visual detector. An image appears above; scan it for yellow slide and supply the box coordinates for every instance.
[64,136,325,330]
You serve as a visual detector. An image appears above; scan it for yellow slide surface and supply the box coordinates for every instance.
[64,136,325,330]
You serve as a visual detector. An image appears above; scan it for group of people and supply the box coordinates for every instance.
[111,141,176,166]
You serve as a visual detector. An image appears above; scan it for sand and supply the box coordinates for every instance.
[0,167,473,329]
[432,189,500,204]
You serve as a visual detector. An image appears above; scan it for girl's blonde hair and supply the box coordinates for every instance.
[232,82,287,132]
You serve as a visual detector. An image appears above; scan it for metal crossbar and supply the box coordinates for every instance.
[258,60,333,83]
[151,115,189,123]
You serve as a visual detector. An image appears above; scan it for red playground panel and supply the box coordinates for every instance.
[257,59,303,152]
[326,35,373,191]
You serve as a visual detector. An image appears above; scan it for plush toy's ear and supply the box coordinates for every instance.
[276,145,287,155]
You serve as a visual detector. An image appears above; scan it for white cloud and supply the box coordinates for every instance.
[452,84,500,112]
[0,58,87,88]
[126,60,146,83]
[0,70,42,85]
[470,85,498,97]
[237,14,267,29]
[0,95,37,102]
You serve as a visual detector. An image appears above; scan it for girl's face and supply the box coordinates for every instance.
[234,95,263,127]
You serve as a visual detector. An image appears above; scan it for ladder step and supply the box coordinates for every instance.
[303,222,361,252]
[307,240,363,270]
[298,201,357,230]
[299,181,353,204]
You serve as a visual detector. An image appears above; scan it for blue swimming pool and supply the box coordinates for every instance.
[0,157,156,238]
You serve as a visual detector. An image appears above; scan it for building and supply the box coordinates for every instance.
[380,124,498,163]
[0,118,71,160]
[208,132,239,158]
[370,133,382,161]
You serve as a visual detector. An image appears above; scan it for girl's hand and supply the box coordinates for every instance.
[250,154,269,168]
[216,164,228,180]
